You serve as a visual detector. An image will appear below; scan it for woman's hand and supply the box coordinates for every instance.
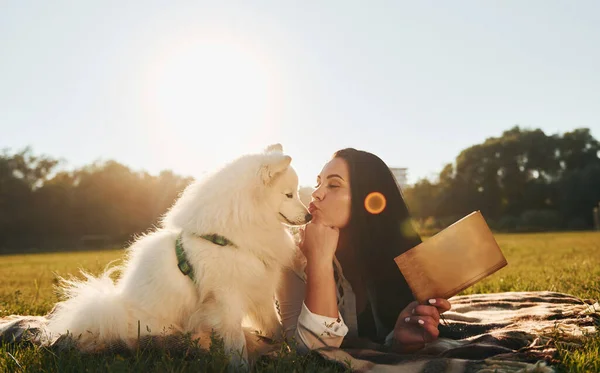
[299,221,340,319]
[298,221,339,266]
[390,298,451,353]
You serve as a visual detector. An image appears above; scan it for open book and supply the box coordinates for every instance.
[394,211,507,303]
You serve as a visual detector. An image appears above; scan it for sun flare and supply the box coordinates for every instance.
[144,36,281,175]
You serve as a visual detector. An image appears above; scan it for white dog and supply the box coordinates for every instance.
[47,144,311,369]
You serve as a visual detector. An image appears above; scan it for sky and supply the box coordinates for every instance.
[1,1,599,186]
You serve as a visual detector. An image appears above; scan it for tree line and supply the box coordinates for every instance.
[1,126,599,252]
[403,127,600,234]
[0,149,192,252]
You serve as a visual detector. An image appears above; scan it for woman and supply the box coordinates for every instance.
[276,148,451,353]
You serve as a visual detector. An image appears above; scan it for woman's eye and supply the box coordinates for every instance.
[328,184,339,189]
[286,193,293,198]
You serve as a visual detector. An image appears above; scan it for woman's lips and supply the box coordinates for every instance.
[308,202,319,214]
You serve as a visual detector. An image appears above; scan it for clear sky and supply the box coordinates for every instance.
[1,0,599,186]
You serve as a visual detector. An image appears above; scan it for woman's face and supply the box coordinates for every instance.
[309,157,352,228]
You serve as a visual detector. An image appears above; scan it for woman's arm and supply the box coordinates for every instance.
[275,221,349,352]
[304,259,338,318]
[299,221,341,318]
[276,264,348,353]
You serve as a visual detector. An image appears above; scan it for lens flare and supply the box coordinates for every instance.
[364,192,386,214]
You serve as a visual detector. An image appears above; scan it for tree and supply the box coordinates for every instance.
[0,147,61,247]
[404,127,600,231]
[0,148,192,251]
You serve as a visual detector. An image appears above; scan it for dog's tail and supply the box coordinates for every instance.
[47,266,130,350]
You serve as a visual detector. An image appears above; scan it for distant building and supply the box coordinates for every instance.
[389,167,408,189]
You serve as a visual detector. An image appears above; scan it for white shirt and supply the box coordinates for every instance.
[276,252,387,353]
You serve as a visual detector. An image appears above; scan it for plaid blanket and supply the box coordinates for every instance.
[2,291,598,372]
[317,291,599,372]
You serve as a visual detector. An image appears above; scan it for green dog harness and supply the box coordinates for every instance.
[175,232,237,282]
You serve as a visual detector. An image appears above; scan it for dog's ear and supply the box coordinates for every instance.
[264,143,284,153]
[261,154,292,184]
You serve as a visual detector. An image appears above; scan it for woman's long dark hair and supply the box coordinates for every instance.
[333,148,422,341]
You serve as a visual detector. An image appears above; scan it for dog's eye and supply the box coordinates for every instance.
[285,193,293,199]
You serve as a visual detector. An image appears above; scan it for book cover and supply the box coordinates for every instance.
[394,211,507,304]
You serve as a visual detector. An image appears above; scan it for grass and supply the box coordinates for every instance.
[463,232,600,300]
[1,232,599,372]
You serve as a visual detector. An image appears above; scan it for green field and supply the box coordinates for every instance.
[1,232,599,372]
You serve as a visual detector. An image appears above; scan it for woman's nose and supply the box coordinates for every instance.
[312,187,324,201]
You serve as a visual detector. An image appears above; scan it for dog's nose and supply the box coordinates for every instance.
[305,213,313,222]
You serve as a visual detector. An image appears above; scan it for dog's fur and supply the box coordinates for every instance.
[47,144,310,367]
